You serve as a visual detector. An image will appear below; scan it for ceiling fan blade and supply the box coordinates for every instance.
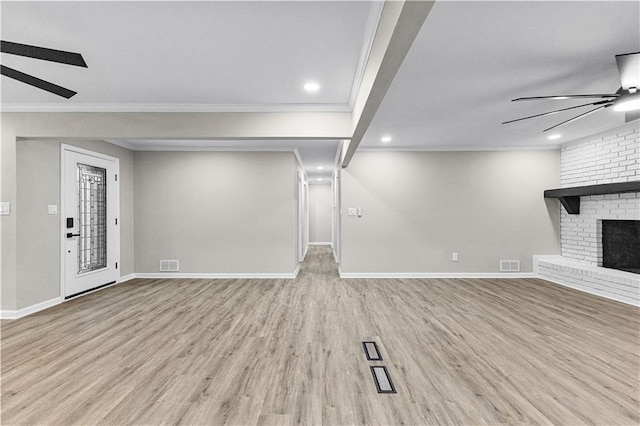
[502,100,610,125]
[512,94,618,101]
[0,40,87,68]
[615,52,640,91]
[1,65,77,99]
[543,104,611,132]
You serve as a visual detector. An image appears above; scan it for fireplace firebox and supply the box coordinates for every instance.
[602,220,640,274]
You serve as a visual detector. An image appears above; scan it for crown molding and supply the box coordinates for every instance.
[0,102,353,113]
[347,1,385,111]
[105,140,304,153]
[357,145,560,152]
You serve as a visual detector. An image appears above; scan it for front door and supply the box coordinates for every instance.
[62,145,119,298]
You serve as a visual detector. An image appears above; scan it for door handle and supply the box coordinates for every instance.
[66,232,80,238]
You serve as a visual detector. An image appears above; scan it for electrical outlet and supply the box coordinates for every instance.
[48,204,58,214]
[452,252,459,262]
[0,202,10,216]
[348,208,357,216]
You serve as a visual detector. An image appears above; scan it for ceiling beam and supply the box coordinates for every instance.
[342,0,435,168]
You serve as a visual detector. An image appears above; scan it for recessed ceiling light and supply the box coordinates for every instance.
[552,96,569,100]
[304,82,320,92]
[381,136,392,143]
[547,134,562,140]
[317,178,324,181]
[317,166,324,170]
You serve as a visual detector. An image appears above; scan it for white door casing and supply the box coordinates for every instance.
[61,145,119,298]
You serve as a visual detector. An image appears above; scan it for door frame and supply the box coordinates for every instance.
[60,144,120,299]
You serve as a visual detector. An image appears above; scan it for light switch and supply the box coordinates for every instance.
[348,208,357,216]
[0,202,10,216]
[48,204,58,214]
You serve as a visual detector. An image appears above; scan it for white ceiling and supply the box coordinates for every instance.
[361,1,640,150]
[1,1,378,111]
[1,0,639,172]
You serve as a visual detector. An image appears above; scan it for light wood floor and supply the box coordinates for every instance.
[2,246,639,425]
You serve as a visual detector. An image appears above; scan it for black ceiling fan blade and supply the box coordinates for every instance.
[1,65,77,99]
[1,40,87,68]
[512,94,618,101]
[615,52,640,91]
[543,104,611,132]
[502,100,610,125]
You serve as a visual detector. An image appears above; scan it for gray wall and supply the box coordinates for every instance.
[1,111,349,311]
[309,184,332,243]
[339,150,561,273]
[15,139,134,309]
[134,151,298,274]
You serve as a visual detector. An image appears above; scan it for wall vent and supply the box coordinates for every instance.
[159,260,180,272]
[500,260,520,272]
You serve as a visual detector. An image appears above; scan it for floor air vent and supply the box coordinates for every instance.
[500,260,520,272]
[363,341,383,361]
[159,260,179,272]
[370,366,396,394]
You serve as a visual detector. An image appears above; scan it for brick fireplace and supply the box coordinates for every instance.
[536,121,640,306]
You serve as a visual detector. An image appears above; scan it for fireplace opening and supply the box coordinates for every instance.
[602,220,640,274]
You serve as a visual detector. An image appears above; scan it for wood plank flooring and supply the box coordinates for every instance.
[2,245,639,425]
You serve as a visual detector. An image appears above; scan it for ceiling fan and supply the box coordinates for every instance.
[0,40,87,99]
[503,52,640,132]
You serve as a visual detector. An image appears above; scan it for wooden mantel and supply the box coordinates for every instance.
[544,181,640,214]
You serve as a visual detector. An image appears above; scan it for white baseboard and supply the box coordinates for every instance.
[2,275,134,320]
[309,242,332,246]
[118,273,137,283]
[0,296,63,320]
[0,267,300,320]
[132,269,300,280]
[338,266,535,279]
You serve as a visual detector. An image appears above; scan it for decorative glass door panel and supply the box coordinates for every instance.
[63,147,119,298]
[77,164,108,274]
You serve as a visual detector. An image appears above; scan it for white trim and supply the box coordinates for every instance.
[131,269,300,280]
[60,145,121,299]
[309,242,332,246]
[358,145,560,152]
[118,273,137,284]
[60,143,122,162]
[338,267,536,279]
[293,148,307,181]
[0,267,301,320]
[347,1,384,111]
[107,142,305,153]
[0,297,63,320]
[1,102,352,113]
[105,139,136,150]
